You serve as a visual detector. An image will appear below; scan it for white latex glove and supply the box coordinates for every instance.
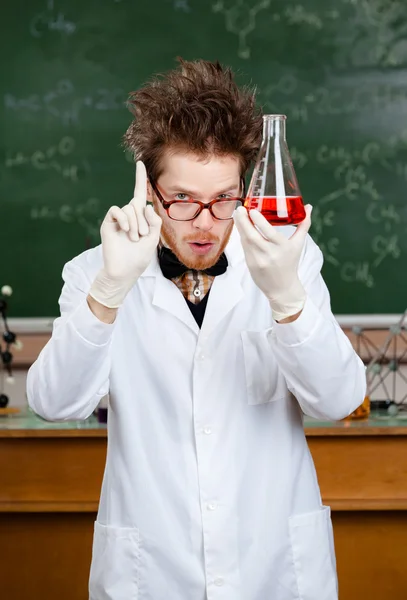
[89,161,162,308]
[233,205,312,322]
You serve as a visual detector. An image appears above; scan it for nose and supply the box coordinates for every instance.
[192,206,214,231]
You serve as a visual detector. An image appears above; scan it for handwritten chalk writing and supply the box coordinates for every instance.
[360,180,381,201]
[317,145,352,165]
[283,5,340,28]
[4,81,125,126]
[287,103,308,123]
[262,97,310,123]
[5,136,75,166]
[311,87,357,116]
[387,129,407,149]
[326,238,339,254]
[326,9,339,19]
[4,79,74,113]
[316,142,386,169]
[319,189,347,205]
[4,94,41,112]
[284,5,322,29]
[344,165,368,185]
[361,0,401,29]
[366,203,401,233]
[290,147,308,169]
[30,1,76,38]
[340,262,375,288]
[319,238,340,267]
[360,142,382,164]
[212,0,270,59]
[4,79,78,126]
[319,183,359,204]
[346,0,407,67]
[92,89,125,110]
[310,205,339,267]
[372,234,400,267]
[334,162,354,183]
[172,0,191,10]
[31,198,102,238]
[5,137,88,183]
[393,162,407,181]
[262,74,297,98]
[313,142,385,203]
[261,80,407,121]
[333,176,380,203]
[311,206,336,237]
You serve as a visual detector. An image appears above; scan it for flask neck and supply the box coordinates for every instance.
[263,115,286,140]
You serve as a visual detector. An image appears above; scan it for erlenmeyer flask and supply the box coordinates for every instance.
[245,115,306,225]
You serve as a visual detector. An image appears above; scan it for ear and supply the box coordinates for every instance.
[147,180,154,204]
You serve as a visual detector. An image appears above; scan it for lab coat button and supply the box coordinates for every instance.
[207,503,217,511]
[203,427,212,435]
[214,577,224,586]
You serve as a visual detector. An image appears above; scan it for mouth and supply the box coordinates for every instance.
[188,241,215,255]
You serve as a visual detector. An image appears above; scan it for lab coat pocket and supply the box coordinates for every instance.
[241,329,286,405]
[89,521,140,600]
[289,506,338,600]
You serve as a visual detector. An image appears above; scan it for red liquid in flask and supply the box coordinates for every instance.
[245,196,306,225]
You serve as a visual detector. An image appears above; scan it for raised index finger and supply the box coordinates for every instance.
[130,161,147,208]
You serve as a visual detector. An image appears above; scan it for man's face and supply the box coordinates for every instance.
[150,150,242,270]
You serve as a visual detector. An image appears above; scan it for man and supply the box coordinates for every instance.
[27,59,365,600]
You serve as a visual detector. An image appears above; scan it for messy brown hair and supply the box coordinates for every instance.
[123,58,263,181]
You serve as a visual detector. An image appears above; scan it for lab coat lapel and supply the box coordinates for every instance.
[153,274,200,334]
[140,251,200,334]
[200,267,244,338]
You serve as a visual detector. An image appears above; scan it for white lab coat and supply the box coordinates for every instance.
[27,226,366,600]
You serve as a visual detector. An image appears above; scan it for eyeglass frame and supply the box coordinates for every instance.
[149,176,246,221]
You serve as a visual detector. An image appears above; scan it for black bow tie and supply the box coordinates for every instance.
[158,246,228,280]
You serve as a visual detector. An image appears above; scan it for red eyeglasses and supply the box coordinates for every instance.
[150,177,246,221]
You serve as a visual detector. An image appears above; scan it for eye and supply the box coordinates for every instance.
[217,193,233,200]
[175,193,190,201]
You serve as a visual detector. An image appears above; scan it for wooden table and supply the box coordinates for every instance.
[1,410,407,600]
[306,415,407,600]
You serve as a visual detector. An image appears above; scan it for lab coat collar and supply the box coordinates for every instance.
[140,226,245,336]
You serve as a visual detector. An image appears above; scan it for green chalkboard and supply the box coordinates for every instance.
[2,0,407,317]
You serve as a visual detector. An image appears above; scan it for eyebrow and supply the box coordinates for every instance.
[166,182,240,197]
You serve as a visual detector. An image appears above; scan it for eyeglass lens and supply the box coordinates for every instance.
[169,199,242,220]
